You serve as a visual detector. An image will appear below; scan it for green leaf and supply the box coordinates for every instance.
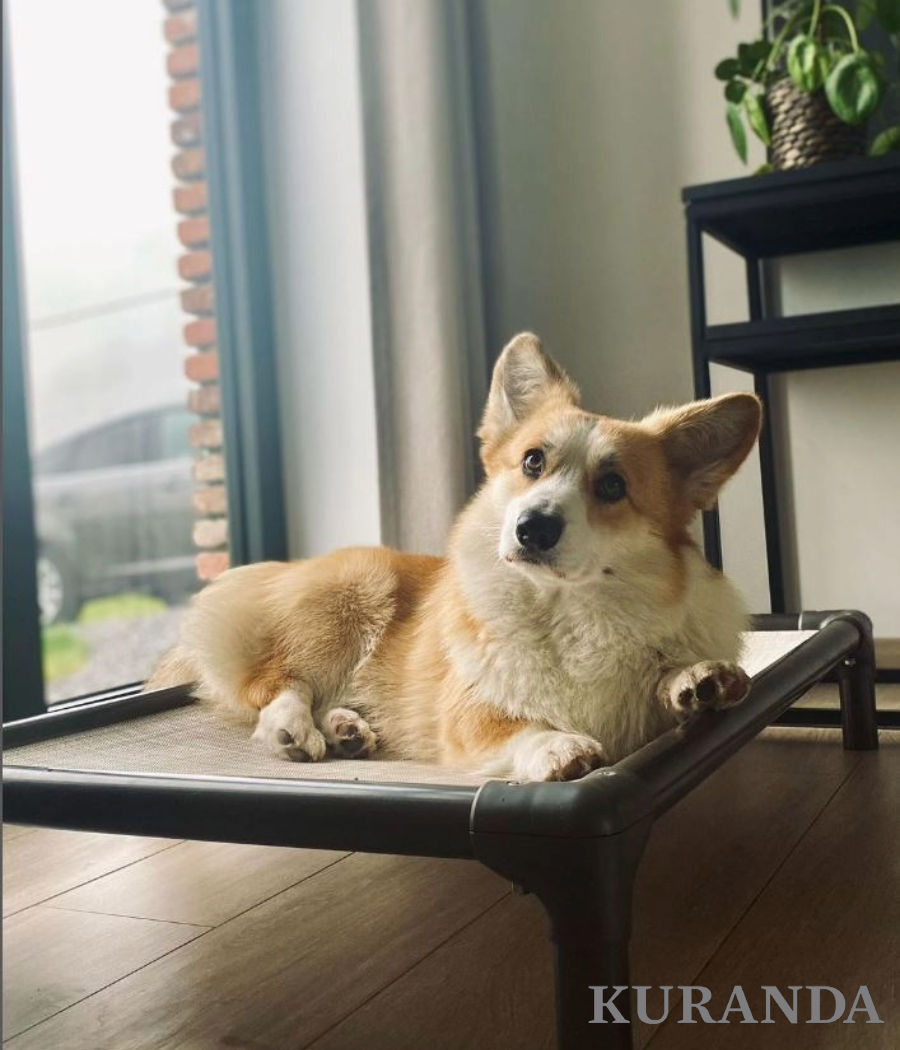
[747,40,772,66]
[877,0,900,33]
[726,102,749,163]
[737,42,757,75]
[715,58,741,80]
[787,35,824,91]
[729,0,741,18]
[744,91,772,145]
[754,162,775,176]
[725,78,747,103]
[825,53,883,123]
[870,125,900,154]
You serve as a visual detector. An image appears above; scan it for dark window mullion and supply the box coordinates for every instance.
[197,0,287,566]
[3,29,46,721]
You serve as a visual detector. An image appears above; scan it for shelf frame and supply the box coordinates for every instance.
[683,157,900,685]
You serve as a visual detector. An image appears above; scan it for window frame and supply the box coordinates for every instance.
[3,26,45,720]
[198,0,287,568]
[2,0,287,720]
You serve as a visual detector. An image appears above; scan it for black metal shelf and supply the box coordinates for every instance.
[683,153,900,259]
[683,157,900,659]
[705,303,900,372]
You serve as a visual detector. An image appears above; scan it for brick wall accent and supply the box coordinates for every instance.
[163,0,229,581]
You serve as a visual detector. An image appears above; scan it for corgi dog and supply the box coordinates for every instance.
[148,334,762,782]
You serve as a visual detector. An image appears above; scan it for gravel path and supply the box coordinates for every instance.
[47,606,188,703]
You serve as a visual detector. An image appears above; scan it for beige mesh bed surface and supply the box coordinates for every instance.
[4,631,815,787]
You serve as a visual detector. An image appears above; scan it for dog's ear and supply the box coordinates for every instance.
[478,334,580,457]
[646,393,762,510]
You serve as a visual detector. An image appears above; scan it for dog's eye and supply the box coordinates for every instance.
[522,449,545,478]
[595,472,627,503]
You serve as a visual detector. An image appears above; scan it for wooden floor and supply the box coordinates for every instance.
[3,725,899,1049]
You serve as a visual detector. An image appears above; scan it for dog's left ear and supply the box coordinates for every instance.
[647,393,762,510]
[478,333,580,459]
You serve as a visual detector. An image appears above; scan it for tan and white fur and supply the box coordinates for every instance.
[148,334,762,782]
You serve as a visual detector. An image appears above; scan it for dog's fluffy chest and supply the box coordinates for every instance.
[444,544,748,761]
[446,587,675,756]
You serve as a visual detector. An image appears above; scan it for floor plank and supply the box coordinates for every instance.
[47,841,349,926]
[646,751,900,1048]
[4,853,508,1050]
[2,906,207,1040]
[796,682,900,711]
[304,731,855,1050]
[310,893,554,1050]
[2,825,36,844]
[3,829,180,917]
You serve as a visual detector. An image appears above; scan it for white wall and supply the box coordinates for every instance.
[480,0,763,417]
[258,0,382,558]
[772,247,900,637]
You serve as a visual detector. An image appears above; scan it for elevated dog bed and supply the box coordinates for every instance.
[3,612,879,1050]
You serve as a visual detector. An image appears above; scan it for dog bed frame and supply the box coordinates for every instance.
[3,610,879,1050]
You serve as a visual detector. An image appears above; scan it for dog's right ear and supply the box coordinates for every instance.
[477,334,580,460]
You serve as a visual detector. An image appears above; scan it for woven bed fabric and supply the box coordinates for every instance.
[4,631,815,785]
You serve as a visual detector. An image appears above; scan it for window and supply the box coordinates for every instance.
[158,407,194,461]
[69,416,157,473]
[3,0,284,717]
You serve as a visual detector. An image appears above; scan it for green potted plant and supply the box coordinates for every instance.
[716,0,900,170]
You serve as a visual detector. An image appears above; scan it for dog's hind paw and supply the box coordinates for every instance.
[252,689,327,762]
[320,707,378,759]
[661,661,751,720]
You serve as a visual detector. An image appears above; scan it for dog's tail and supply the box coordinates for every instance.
[144,644,198,693]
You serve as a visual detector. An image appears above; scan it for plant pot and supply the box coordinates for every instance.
[766,77,868,170]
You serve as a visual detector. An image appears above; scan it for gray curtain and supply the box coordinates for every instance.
[357,0,489,554]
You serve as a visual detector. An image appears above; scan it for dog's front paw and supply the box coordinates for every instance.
[662,661,750,720]
[252,690,327,762]
[514,730,606,783]
[319,707,378,758]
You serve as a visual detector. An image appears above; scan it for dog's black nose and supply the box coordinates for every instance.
[515,510,564,553]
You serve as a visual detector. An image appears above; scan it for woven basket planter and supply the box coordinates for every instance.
[766,77,868,170]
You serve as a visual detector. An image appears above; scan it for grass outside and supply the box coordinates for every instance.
[42,592,170,682]
[77,593,167,625]
[42,626,90,682]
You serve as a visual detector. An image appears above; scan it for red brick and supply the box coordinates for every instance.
[189,418,223,449]
[184,317,216,348]
[178,250,212,282]
[193,453,225,483]
[163,10,198,45]
[172,148,205,180]
[181,283,215,316]
[192,485,228,516]
[187,383,220,415]
[194,518,228,549]
[173,182,207,214]
[171,114,202,148]
[167,43,199,79]
[196,551,230,581]
[178,216,210,248]
[184,349,218,383]
[169,78,201,113]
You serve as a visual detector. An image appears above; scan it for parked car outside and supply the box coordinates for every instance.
[34,404,198,625]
